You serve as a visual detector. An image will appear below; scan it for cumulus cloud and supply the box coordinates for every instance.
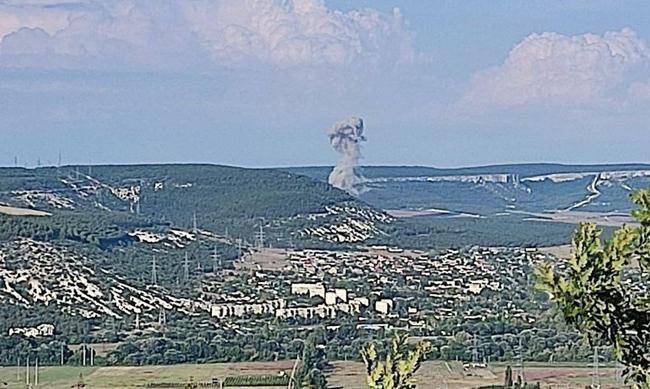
[0,0,413,70]
[183,0,412,68]
[461,28,650,110]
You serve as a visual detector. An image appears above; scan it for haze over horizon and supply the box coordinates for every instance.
[2,0,650,168]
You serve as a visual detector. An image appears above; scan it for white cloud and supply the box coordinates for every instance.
[461,28,650,110]
[0,0,413,70]
[183,0,412,68]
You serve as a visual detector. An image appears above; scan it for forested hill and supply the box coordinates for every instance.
[287,163,650,181]
[0,164,389,246]
[287,163,650,215]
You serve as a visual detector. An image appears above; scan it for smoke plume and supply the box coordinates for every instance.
[326,117,366,195]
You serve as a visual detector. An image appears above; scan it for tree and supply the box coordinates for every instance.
[294,330,329,389]
[360,333,431,389]
[504,365,513,388]
[537,189,650,387]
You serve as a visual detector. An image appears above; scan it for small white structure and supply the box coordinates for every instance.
[375,299,393,315]
[353,297,369,307]
[468,279,489,294]
[334,288,348,302]
[291,283,326,298]
[325,292,338,305]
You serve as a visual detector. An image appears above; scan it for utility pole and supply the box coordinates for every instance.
[192,212,198,233]
[237,238,243,260]
[17,356,20,382]
[35,358,39,386]
[518,336,525,383]
[26,356,29,386]
[90,347,94,367]
[135,313,140,330]
[61,344,64,366]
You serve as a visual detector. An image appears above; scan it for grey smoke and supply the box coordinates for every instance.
[326,117,366,195]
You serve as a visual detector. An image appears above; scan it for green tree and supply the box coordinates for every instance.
[294,330,329,389]
[360,333,431,389]
[537,189,650,387]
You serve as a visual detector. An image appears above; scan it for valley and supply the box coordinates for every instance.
[0,163,647,387]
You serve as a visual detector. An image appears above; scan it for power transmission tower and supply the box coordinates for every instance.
[472,334,479,365]
[213,245,220,273]
[151,255,158,286]
[183,252,190,282]
[256,223,265,250]
[158,308,166,326]
[591,346,600,388]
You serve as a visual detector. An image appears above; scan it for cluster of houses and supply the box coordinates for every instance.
[211,299,287,318]
[206,245,551,327]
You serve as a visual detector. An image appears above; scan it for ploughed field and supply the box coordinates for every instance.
[0,361,621,388]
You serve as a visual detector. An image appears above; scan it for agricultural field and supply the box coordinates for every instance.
[0,361,622,388]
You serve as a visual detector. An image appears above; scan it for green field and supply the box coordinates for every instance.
[0,360,623,388]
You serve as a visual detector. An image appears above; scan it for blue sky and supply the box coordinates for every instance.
[1,0,649,168]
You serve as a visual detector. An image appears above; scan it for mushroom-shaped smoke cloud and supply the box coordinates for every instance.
[326,117,366,196]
